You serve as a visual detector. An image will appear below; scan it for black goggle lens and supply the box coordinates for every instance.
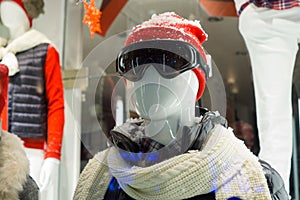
[116,40,206,81]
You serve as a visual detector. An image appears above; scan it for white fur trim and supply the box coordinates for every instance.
[0,131,29,200]
[1,52,19,76]
[0,29,54,77]
[5,29,52,55]
[0,29,53,60]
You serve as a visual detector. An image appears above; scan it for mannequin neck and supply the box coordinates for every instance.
[144,105,196,145]
[7,26,29,42]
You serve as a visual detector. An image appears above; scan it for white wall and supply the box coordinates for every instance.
[33,0,65,61]
[33,1,82,199]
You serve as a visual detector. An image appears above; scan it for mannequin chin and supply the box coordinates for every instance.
[127,66,199,145]
[0,1,30,41]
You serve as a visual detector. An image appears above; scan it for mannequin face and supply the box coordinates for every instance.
[0,1,30,40]
[127,65,199,122]
[118,39,203,143]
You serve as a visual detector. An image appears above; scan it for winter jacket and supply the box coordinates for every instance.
[0,29,65,160]
[8,43,49,139]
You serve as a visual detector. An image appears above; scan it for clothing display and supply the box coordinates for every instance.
[0,1,64,199]
[0,29,64,159]
[1,0,299,199]
[234,0,300,194]
[74,12,289,200]
[3,29,64,159]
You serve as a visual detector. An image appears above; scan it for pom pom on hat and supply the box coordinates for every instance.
[125,12,208,100]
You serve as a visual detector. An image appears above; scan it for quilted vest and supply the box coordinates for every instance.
[8,43,49,139]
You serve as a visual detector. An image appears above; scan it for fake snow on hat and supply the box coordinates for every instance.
[125,12,208,100]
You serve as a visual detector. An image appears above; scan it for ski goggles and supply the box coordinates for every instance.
[116,40,209,82]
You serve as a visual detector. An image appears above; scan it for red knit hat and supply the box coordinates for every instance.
[0,0,33,27]
[125,12,208,100]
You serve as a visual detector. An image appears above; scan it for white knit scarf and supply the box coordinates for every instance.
[74,125,271,200]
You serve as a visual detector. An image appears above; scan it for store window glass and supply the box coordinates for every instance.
[79,0,300,198]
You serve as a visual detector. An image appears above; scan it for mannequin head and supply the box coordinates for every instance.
[0,0,44,40]
[116,12,209,144]
[0,1,30,40]
[125,12,208,100]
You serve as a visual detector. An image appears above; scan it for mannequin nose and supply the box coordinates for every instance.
[148,104,167,120]
[142,64,161,79]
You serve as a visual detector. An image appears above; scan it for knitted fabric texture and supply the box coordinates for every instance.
[74,125,271,200]
[73,149,112,200]
[125,12,207,54]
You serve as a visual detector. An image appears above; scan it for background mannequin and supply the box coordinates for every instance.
[0,1,64,200]
[233,0,300,194]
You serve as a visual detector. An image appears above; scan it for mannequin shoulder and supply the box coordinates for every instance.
[196,110,227,127]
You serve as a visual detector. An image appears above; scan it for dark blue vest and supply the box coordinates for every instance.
[8,43,49,139]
